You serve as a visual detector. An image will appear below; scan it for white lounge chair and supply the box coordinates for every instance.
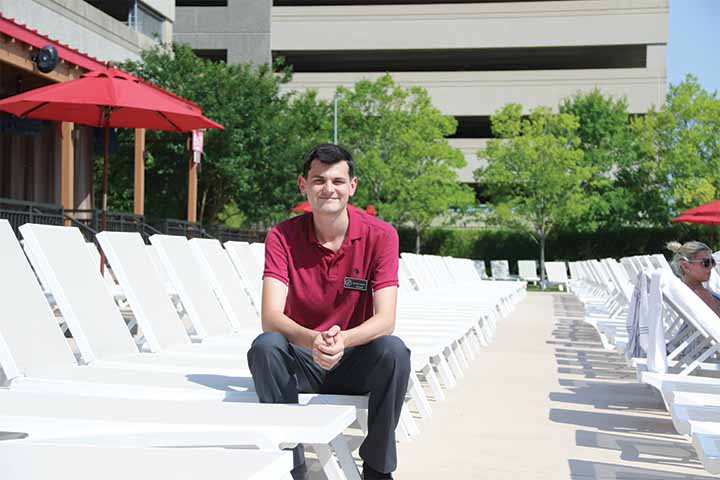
[0,443,292,480]
[518,260,540,284]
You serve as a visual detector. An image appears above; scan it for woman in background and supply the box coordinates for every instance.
[667,240,720,317]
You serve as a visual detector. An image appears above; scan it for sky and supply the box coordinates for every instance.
[668,0,720,94]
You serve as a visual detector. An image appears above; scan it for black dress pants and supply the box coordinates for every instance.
[247,331,411,474]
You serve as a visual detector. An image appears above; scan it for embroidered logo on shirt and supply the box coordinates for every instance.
[344,277,368,291]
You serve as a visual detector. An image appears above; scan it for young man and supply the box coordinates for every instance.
[247,144,411,480]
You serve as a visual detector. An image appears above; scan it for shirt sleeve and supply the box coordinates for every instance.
[263,227,290,285]
[371,226,400,292]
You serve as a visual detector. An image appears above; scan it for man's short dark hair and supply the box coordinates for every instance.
[302,144,355,178]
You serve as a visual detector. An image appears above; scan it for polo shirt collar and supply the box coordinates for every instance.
[305,206,365,247]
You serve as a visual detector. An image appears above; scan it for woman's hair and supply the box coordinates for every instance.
[666,240,711,277]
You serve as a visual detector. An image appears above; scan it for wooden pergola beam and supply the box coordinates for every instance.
[0,35,81,83]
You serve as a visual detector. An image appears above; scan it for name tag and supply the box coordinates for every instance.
[344,277,368,291]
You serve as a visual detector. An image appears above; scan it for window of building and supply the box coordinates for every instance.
[273,45,647,73]
[448,117,493,139]
[130,2,165,41]
[82,0,133,23]
[194,49,228,63]
[273,0,575,5]
[176,1,228,6]
[83,1,165,41]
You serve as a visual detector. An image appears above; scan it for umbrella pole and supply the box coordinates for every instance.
[102,125,109,231]
[99,125,109,274]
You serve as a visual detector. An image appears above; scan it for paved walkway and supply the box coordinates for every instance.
[394,292,713,479]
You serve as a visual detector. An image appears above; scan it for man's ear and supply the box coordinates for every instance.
[349,176,358,197]
[298,175,307,195]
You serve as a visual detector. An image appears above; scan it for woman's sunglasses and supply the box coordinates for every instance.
[687,257,717,268]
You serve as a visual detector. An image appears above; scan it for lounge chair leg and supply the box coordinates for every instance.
[408,370,432,418]
[395,412,411,442]
[356,408,369,434]
[456,340,470,369]
[401,402,419,436]
[445,346,464,379]
[329,436,362,480]
[468,328,482,353]
[473,324,488,348]
[435,356,456,388]
[461,335,475,361]
[314,441,359,480]
[422,364,445,401]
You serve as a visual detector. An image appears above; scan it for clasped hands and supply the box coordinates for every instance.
[312,325,345,370]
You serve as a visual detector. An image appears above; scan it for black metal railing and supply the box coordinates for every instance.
[0,197,266,244]
[0,198,65,238]
[150,218,213,239]
[66,209,146,234]
[206,224,266,243]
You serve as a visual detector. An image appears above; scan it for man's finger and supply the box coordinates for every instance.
[317,343,340,355]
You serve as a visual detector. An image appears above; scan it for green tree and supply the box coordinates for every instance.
[475,104,589,281]
[631,75,720,224]
[335,74,475,252]
[102,43,331,225]
[559,89,637,230]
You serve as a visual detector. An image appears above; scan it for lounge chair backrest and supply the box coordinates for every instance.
[398,258,419,292]
[249,242,266,267]
[490,260,510,280]
[224,241,262,306]
[661,270,717,342]
[517,260,539,281]
[545,261,569,284]
[620,257,640,285]
[0,221,77,380]
[425,255,456,286]
[85,242,119,291]
[96,231,192,352]
[189,238,259,326]
[630,256,649,274]
[149,234,234,339]
[650,254,671,271]
[440,256,467,285]
[19,223,139,364]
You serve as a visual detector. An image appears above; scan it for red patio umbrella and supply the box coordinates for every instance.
[291,200,312,213]
[672,213,720,225]
[672,200,720,245]
[291,200,377,216]
[676,200,720,218]
[0,67,223,231]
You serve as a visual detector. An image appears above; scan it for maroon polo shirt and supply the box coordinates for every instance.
[263,207,399,332]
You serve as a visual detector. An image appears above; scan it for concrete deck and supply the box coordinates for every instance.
[394,292,712,479]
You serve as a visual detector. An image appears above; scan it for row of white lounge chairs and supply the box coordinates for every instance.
[0,219,526,479]
[568,254,720,475]
[471,259,570,288]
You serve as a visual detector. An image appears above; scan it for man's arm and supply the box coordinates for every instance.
[261,277,318,349]
[341,285,398,348]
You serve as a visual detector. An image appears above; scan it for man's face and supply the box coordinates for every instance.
[299,159,357,215]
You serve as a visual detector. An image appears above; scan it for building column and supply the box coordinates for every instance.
[134,128,145,216]
[60,122,74,222]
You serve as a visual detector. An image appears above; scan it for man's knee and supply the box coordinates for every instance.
[247,331,289,364]
[372,335,411,375]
